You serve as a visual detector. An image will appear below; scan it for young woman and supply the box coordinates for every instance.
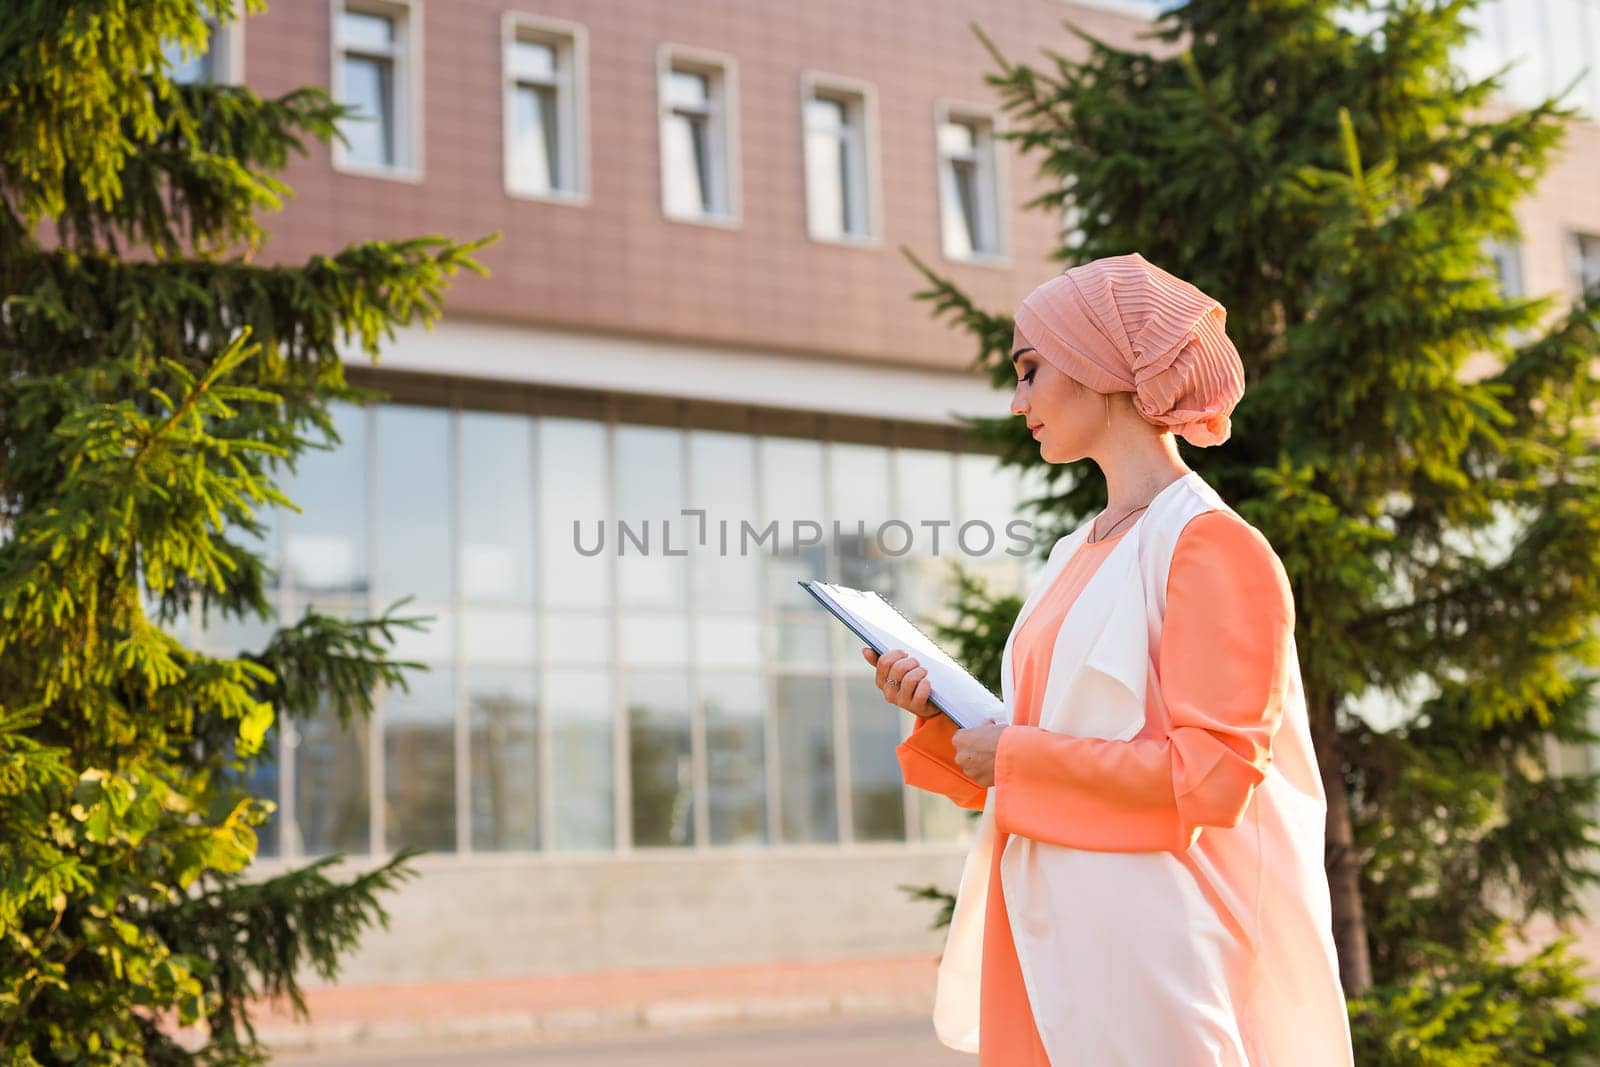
[864,254,1354,1065]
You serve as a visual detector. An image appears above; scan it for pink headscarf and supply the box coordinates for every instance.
[1012,252,1246,447]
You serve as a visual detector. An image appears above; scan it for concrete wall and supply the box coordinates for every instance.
[256,846,970,984]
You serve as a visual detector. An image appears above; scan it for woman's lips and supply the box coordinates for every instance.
[1031,424,1043,438]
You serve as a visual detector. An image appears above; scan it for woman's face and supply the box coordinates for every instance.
[1009,332,1106,463]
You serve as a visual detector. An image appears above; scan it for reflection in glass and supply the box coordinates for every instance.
[693,617,762,670]
[702,672,767,845]
[376,405,451,602]
[627,670,694,847]
[846,676,908,841]
[761,438,826,610]
[283,402,367,594]
[540,419,610,609]
[619,611,689,667]
[688,431,760,614]
[461,607,536,664]
[805,96,851,238]
[830,442,895,597]
[549,669,614,850]
[341,53,394,167]
[616,425,687,608]
[511,82,560,193]
[545,611,611,665]
[775,675,837,843]
[895,449,957,632]
[460,412,535,602]
[294,694,371,856]
[468,667,538,851]
[384,668,456,852]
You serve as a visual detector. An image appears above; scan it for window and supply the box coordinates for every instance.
[1573,232,1600,296]
[160,13,244,85]
[502,14,587,201]
[1485,237,1525,298]
[658,46,739,224]
[801,74,879,244]
[333,2,421,178]
[935,104,1006,262]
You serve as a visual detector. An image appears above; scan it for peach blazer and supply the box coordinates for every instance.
[900,471,1353,1066]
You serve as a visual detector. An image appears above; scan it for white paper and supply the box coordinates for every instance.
[804,580,1004,730]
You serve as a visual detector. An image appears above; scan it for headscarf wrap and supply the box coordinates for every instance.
[1012,252,1246,447]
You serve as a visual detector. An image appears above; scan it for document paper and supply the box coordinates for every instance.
[799,579,1004,730]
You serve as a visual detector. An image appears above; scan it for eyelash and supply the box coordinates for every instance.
[1020,369,1036,384]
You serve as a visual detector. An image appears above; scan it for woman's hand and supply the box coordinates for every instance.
[951,723,1007,788]
[861,647,941,719]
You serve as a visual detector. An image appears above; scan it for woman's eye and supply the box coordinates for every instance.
[1022,370,1036,384]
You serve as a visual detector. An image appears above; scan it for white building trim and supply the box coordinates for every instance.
[340,317,1005,427]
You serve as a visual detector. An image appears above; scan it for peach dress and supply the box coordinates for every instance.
[896,509,1293,1065]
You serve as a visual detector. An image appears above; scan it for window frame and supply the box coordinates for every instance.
[330,0,425,183]
[501,11,589,205]
[656,43,742,228]
[932,99,1010,267]
[163,12,247,86]
[1570,230,1600,298]
[798,71,882,248]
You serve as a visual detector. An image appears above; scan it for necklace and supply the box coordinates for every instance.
[1087,502,1149,544]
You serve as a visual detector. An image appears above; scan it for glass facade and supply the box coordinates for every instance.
[196,397,1040,858]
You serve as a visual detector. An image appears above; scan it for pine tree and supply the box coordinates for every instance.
[909,0,1600,1057]
[0,2,494,1062]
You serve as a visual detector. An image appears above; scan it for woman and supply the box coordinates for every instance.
[863,254,1354,1065]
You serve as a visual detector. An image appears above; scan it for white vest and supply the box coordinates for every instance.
[933,470,1354,1065]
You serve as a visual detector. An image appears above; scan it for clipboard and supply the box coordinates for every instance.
[798,578,1003,730]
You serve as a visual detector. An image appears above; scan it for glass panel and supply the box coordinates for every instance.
[895,448,958,636]
[616,425,687,608]
[1545,0,1588,111]
[340,54,394,167]
[375,405,451,602]
[945,157,980,256]
[626,670,695,847]
[829,442,894,596]
[805,98,848,239]
[386,604,454,663]
[162,33,214,85]
[957,452,1029,600]
[511,83,561,194]
[760,438,826,609]
[294,693,371,855]
[1578,233,1600,294]
[937,118,976,157]
[195,601,277,659]
[702,672,767,845]
[236,723,280,857]
[460,411,535,603]
[282,402,367,595]
[548,668,615,849]
[461,606,536,664]
[340,10,395,50]
[384,667,456,852]
[540,418,611,609]
[545,610,612,664]
[664,111,713,215]
[510,37,557,81]
[687,431,760,614]
[619,611,689,666]
[693,616,762,669]
[775,675,837,843]
[468,666,539,851]
[665,68,710,109]
[769,615,829,669]
[847,676,908,842]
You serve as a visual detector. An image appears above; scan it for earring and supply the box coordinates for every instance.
[1104,394,1111,431]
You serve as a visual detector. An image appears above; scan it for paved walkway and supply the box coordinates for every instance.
[257,955,943,1058]
[274,1017,970,1066]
